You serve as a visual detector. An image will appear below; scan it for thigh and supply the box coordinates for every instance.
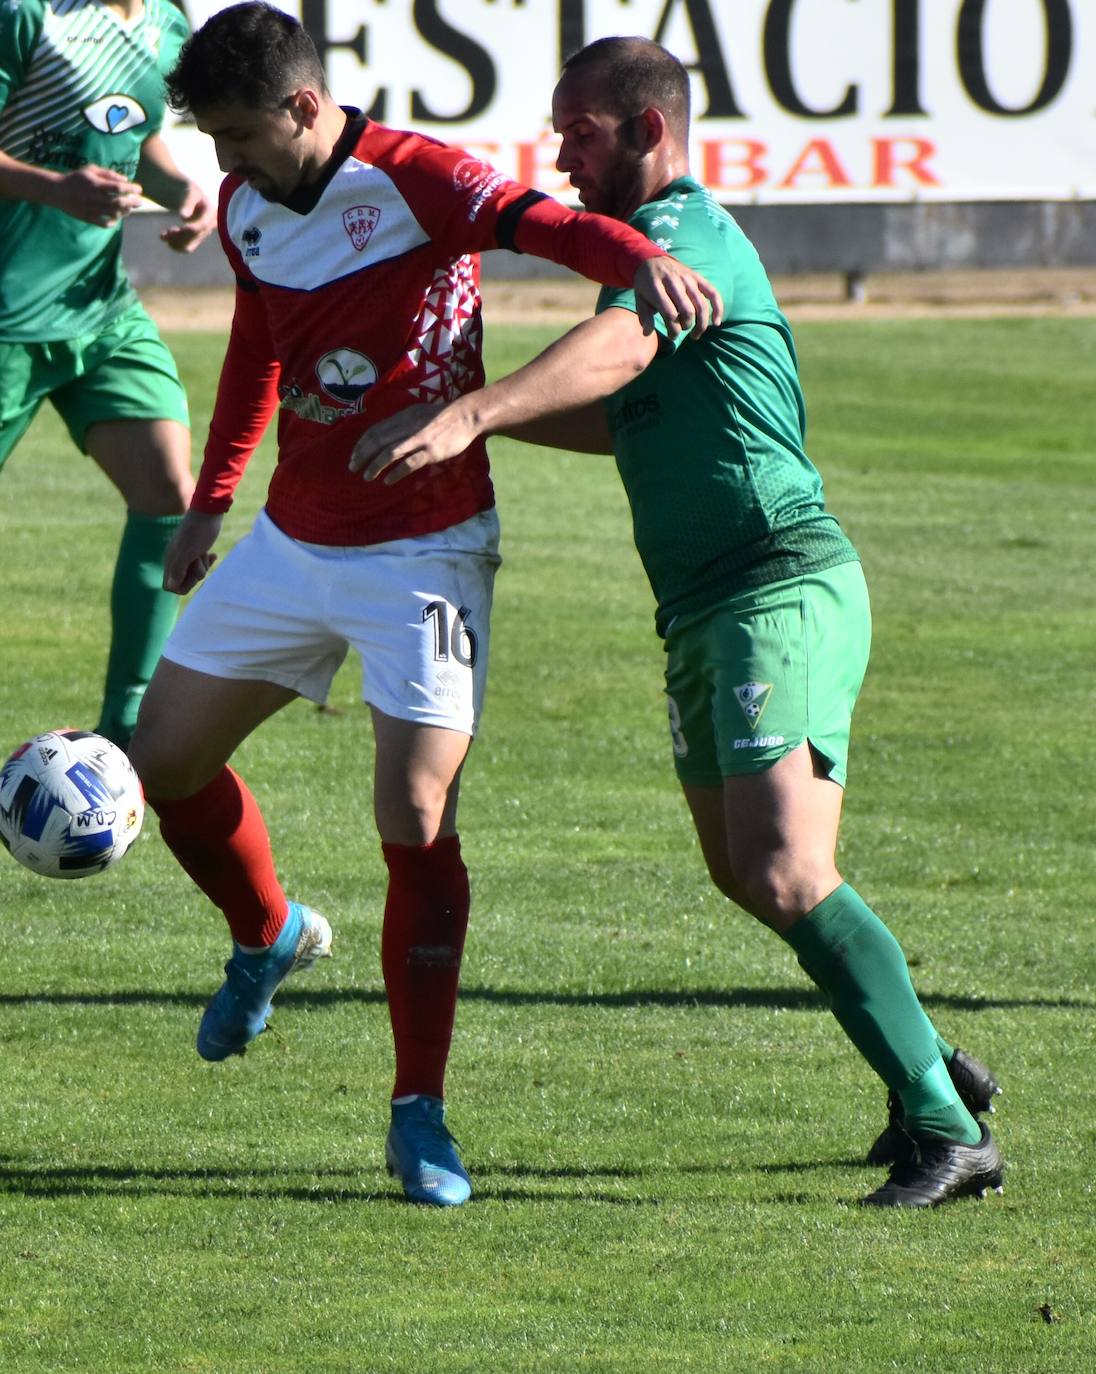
[371,707,471,846]
[335,509,501,736]
[665,586,804,788]
[162,512,350,704]
[683,743,845,929]
[665,563,868,789]
[720,742,844,875]
[129,658,297,799]
[680,781,748,906]
[51,306,190,455]
[801,560,871,787]
[0,341,55,472]
[85,418,193,515]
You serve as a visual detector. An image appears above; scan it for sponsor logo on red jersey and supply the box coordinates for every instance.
[450,157,510,222]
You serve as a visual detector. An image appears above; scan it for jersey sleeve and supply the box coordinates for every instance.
[507,194,663,288]
[191,182,281,513]
[597,196,728,352]
[192,279,281,513]
[374,132,664,288]
[0,0,41,114]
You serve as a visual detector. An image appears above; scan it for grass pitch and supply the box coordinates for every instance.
[0,315,1093,1372]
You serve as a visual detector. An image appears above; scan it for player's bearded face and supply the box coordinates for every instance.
[552,80,647,222]
[196,102,310,204]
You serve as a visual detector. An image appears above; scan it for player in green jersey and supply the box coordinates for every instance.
[350,37,1006,1209]
[0,0,215,746]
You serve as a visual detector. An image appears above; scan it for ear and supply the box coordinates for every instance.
[634,106,668,154]
[289,87,322,129]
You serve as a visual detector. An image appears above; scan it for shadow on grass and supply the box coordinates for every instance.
[0,1159,681,1207]
[0,1155,866,1206]
[0,984,1089,1014]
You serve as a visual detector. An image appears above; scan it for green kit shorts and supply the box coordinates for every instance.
[0,303,189,469]
[664,560,871,787]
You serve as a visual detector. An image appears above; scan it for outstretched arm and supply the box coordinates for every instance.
[350,306,655,484]
[502,399,613,454]
[136,134,216,253]
[506,195,722,339]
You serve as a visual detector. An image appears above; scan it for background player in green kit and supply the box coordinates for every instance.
[351,36,1008,1209]
[0,0,214,745]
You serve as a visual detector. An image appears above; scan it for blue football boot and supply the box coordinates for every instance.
[386,1095,472,1206]
[197,902,332,1061]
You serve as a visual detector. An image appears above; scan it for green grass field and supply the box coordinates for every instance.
[0,314,1093,1372]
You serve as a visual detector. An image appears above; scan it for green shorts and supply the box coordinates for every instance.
[664,560,871,788]
[0,303,189,469]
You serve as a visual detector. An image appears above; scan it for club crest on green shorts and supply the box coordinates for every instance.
[734,682,773,730]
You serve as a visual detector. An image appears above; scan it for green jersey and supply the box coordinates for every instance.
[0,0,188,341]
[597,176,857,638]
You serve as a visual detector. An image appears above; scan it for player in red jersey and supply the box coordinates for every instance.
[126,2,720,1206]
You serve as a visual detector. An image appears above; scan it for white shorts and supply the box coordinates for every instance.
[163,507,501,735]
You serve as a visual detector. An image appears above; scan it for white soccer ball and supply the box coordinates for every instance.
[0,730,144,879]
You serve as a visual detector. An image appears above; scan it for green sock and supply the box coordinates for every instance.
[935,1032,956,1062]
[783,883,980,1144]
[95,512,183,748]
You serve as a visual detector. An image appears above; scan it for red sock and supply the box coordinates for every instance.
[149,766,288,947]
[381,835,470,1101]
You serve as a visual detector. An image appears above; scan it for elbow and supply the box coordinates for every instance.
[624,337,658,378]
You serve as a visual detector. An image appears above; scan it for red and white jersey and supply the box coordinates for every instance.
[194,112,664,546]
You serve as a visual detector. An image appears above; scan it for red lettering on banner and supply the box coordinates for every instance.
[871,137,939,187]
[700,138,767,191]
[516,131,571,195]
[777,139,853,190]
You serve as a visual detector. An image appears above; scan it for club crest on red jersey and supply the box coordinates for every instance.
[342,205,381,252]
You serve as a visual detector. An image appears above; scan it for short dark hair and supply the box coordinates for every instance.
[166,2,328,115]
[561,37,690,138]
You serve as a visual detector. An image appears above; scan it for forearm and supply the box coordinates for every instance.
[464,311,655,439]
[502,403,613,454]
[136,136,191,211]
[511,195,661,287]
[0,150,62,206]
[192,285,281,512]
[351,307,652,482]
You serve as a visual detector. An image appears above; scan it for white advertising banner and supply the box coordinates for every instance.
[165,0,1096,204]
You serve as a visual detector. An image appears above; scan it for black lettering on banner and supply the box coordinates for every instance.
[885,0,928,116]
[764,0,857,118]
[559,0,586,63]
[957,0,1073,115]
[653,0,744,117]
[299,0,375,113]
[423,602,478,668]
[411,0,496,122]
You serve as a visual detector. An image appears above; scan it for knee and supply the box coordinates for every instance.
[128,733,193,801]
[702,854,746,906]
[730,856,838,930]
[129,464,194,517]
[128,709,210,802]
[376,778,452,847]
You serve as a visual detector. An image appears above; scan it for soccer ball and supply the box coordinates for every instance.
[0,730,144,879]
